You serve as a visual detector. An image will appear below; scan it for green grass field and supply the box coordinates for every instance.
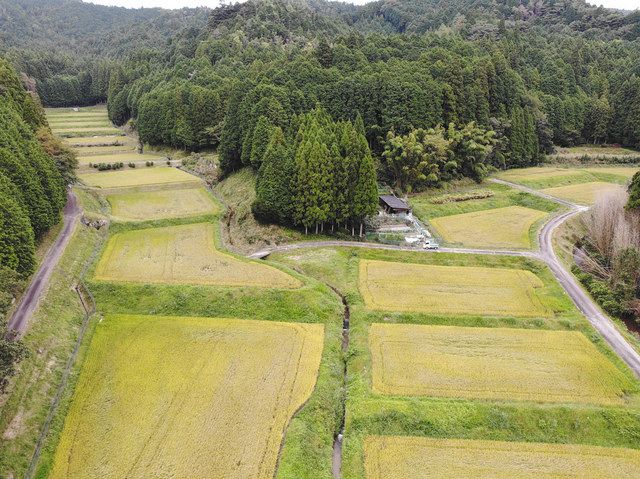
[359,259,548,317]
[430,205,547,249]
[364,436,640,478]
[541,181,625,205]
[369,323,634,404]
[107,187,220,222]
[94,223,301,288]
[49,314,324,479]
[79,167,201,188]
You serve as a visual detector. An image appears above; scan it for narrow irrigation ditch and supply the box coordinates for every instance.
[328,285,350,479]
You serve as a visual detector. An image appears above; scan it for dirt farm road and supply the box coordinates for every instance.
[252,179,640,379]
[6,190,81,337]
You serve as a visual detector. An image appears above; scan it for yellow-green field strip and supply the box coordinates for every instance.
[369,323,635,404]
[107,187,220,222]
[429,205,547,249]
[364,436,640,478]
[94,223,301,288]
[359,259,548,317]
[50,315,324,479]
[79,167,201,189]
[540,181,625,205]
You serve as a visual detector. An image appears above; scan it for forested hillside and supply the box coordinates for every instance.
[0,59,76,387]
[0,0,210,106]
[102,0,640,185]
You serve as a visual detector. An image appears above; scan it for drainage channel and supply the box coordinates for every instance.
[329,286,350,479]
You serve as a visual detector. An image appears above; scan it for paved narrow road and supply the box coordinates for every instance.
[6,190,81,338]
[251,179,640,378]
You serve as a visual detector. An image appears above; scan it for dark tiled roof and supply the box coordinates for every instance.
[379,195,410,210]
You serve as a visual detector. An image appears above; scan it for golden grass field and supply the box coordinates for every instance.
[79,167,202,188]
[49,314,324,479]
[368,323,634,404]
[364,436,640,478]
[94,223,301,288]
[359,259,547,317]
[429,205,547,249]
[78,152,165,165]
[107,187,220,221]
[541,181,624,204]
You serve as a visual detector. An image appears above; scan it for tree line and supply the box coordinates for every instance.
[0,58,76,389]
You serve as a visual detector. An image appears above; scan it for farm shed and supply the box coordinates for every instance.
[379,195,411,214]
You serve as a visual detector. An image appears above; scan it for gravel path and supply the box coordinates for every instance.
[6,190,81,337]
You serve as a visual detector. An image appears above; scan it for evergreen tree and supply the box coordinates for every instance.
[252,127,293,223]
[627,171,640,211]
[249,116,274,169]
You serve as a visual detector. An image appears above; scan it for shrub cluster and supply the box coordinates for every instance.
[430,190,495,204]
[92,162,124,171]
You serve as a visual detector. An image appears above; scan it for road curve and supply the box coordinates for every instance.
[251,179,640,378]
[6,190,81,338]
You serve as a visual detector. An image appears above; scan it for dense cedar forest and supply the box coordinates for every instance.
[0,58,76,387]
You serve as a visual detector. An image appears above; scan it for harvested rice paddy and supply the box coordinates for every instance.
[49,121,112,129]
[368,323,634,404]
[78,152,165,165]
[429,205,547,249]
[364,436,640,479]
[359,259,547,317]
[541,181,624,204]
[49,314,324,479]
[94,223,301,288]
[79,167,201,188]
[56,126,121,134]
[107,187,220,222]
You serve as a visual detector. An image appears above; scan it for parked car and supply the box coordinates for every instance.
[423,240,439,250]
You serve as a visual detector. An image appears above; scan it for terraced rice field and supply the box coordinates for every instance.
[541,181,624,205]
[74,144,137,156]
[49,314,324,479]
[94,223,301,288]
[79,167,201,188]
[56,126,121,136]
[64,135,128,146]
[584,166,639,178]
[495,167,591,186]
[364,436,640,478]
[78,152,165,165]
[429,205,547,249]
[359,259,547,317]
[107,187,220,222]
[368,323,634,404]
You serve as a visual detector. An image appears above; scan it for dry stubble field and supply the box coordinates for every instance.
[359,259,548,317]
[368,323,634,404]
[94,222,301,288]
[49,315,324,479]
[107,187,220,222]
[364,436,640,478]
[429,205,547,249]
